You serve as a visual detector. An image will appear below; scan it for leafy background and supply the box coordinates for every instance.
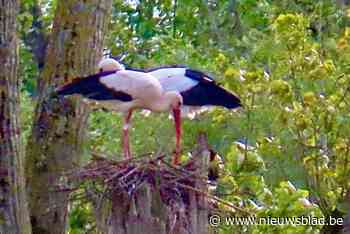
[18,0,350,233]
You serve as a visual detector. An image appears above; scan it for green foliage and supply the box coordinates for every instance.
[18,0,350,233]
[68,199,95,234]
[19,47,38,95]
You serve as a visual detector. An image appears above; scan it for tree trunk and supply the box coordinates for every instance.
[336,0,350,8]
[25,0,112,233]
[104,134,210,234]
[0,0,32,233]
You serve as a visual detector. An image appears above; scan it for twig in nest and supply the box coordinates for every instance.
[176,182,253,216]
[91,151,157,165]
[160,158,209,182]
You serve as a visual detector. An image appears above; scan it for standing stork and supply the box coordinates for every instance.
[99,58,241,109]
[56,64,183,163]
[98,58,242,164]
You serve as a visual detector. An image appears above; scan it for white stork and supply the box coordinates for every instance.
[56,63,183,164]
[98,58,242,163]
[99,58,241,109]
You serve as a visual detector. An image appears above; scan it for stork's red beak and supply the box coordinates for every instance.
[172,108,182,165]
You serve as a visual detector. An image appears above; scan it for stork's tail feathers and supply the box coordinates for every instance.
[209,85,241,109]
[56,75,99,96]
[55,71,122,101]
[182,82,242,109]
[56,80,81,96]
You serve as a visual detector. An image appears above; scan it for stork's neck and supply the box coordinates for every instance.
[151,94,174,112]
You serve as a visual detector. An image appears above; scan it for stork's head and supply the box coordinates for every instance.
[98,58,125,72]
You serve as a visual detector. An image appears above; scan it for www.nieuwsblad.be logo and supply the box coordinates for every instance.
[209,215,344,227]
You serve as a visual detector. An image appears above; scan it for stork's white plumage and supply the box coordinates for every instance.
[98,58,242,164]
[99,59,241,111]
[148,68,198,93]
[98,58,125,72]
[56,67,183,163]
[147,67,241,109]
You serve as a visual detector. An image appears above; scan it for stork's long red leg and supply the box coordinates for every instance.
[172,108,182,165]
[122,110,133,159]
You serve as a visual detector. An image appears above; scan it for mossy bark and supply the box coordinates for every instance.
[0,0,32,233]
[25,1,112,233]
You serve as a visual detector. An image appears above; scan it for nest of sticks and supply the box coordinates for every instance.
[66,150,250,217]
[70,152,206,206]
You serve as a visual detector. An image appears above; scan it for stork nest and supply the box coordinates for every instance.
[64,151,250,217]
[68,152,210,206]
